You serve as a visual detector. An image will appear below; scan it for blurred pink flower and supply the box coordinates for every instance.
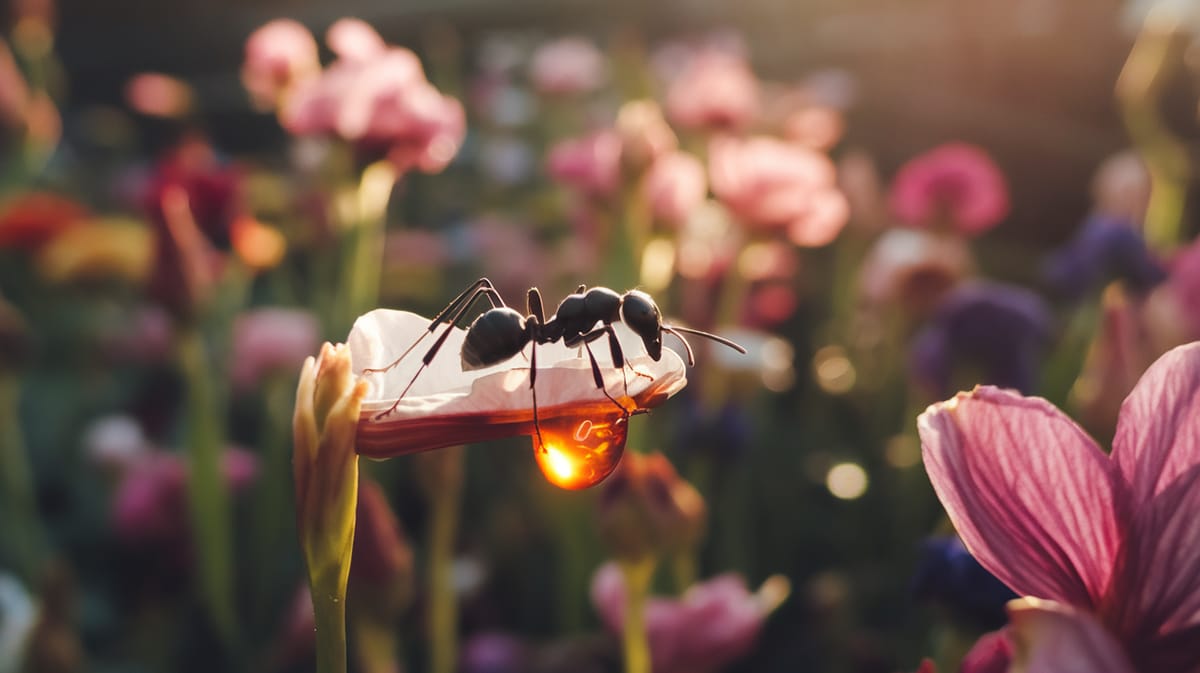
[1161,236,1200,336]
[0,40,29,129]
[709,135,848,246]
[918,342,1200,672]
[858,228,973,315]
[889,143,1009,236]
[125,72,193,119]
[282,43,464,175]
[644,151,706,225]
[958,629,1012,673]
[546,129,622,200]
[113,447,258,544]
[528,36,607,95]
[1091,150,1150,223]
[231,307,320,392]
[591,562,788,673]
[241,19,320,111]
[325,17,387,63]
[665,50,759,132]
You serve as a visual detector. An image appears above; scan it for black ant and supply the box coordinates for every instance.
[365,278,746,446]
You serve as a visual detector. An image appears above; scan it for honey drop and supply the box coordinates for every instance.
[532,411,629,490]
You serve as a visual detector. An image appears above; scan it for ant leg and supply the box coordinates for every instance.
[581,341,633,418]
[363,278,505,377]
[372,285,505,420]
[530,341,545,449]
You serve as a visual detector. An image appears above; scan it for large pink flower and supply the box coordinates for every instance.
[918,342,1200,672]
[709,135,848,246]
[889,143,1009,236]
[281,36,464,175]
[241,19,320,110]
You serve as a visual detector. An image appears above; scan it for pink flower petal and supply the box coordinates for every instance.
[918,386,1124,609]
[959,629,1012,673]
[1008,598,1137,673]
[349,309,687,456]
[1111,341,1200,505]
[1107,463,1200,641]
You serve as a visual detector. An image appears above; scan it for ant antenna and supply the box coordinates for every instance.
[663,326,747,367]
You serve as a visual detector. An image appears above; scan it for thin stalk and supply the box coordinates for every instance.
[313,579,349,673]
[619,557,657,673]
[342,162,396,332]
[0,374,44,583]
[426,446,464,673]
[176,326,236,648]
[1116,25,1192,250]
[251,374,298,628]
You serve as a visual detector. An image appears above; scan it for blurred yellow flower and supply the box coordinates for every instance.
[36,218,152,285]
[231,215,287,271]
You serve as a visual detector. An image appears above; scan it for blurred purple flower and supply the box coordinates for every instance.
[230,307,320,392]
[909,282,1053,396]
[665,49,759,132]
[889,143,1009,236]
[591,562,788,673]
[911,536,1016,630]
[545,129,622,200]
[528,36,607,96]
[460,632,531,673]
[1042,215,1166,302]
[241,19,319,111]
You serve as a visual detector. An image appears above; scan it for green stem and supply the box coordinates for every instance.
[1116,26,1192,250]
[427,448,464,673]
[0,374,44,583]
[341,162,396,333]
[251,374,297,628]
[671,550,697,593]
[313,581,349,673]
[620,557,656,673]
[176,326,236,648]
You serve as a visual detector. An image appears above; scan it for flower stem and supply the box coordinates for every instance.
[341,161,396,333]
[619,557,657,673]
[176,325,236,648]
[313,580,349,673]
[0,374,44,583]
[425,446,464,673]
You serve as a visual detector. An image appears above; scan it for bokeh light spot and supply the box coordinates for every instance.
[826,462,868,500]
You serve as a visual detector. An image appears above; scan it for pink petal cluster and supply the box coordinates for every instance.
[665,50,759,132]
[230,307,320,392]
[113,447,258,544]
[709,135,848,246]
[889,143,1009,236]
[644,151,706,225]
[590,562,786,673]
[918,342,1200,672]
[545,129,622,200]
[279,21,464,175]
[241,19,320,111]
[528,36,607,96]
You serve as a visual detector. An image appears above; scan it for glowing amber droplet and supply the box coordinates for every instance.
[533,411,629,490]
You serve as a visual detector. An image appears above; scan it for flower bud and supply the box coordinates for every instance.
[294,342,367,597]
[597,451,706,561]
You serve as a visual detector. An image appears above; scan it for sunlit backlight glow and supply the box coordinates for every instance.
[826,462,868,500]
[813,345,856,395]
[532,409,630,490]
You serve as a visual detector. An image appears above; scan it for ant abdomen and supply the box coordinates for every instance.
[462,307,528,370]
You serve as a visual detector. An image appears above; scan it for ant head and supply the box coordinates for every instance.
[620,290,663,360]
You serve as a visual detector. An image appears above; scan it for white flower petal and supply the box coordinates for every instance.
[349,308,687,420]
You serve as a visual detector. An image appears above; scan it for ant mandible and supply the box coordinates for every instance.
[365,278,746,447]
